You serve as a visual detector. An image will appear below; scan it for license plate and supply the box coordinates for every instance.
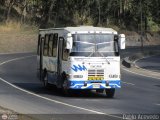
[92,84,100,88]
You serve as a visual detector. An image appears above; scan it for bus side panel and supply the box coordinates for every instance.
[42,56,58,84]
[61,60,70,75]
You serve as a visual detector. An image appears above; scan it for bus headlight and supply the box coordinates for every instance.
[73,75,83,78]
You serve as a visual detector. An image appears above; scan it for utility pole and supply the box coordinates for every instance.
[140,0,143,51]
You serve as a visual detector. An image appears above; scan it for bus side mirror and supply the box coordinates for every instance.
[119,34,125,49]
[66,34,73,49]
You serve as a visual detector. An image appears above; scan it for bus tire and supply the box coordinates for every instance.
[62,79,73,97]
[62,79,69,95]
[43,71,49,88]
[60,72,74,97]
[105,88,115,98]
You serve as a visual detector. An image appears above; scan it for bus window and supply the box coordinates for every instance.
[43,35,49,56]
[53,33,58,57]
[48,34,53,57]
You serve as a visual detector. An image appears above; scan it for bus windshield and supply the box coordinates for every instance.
[70,34,119,57]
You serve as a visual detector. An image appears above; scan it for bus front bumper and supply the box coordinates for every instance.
[68,80,121,89]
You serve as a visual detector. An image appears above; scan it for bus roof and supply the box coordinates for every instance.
[39,26,117,34]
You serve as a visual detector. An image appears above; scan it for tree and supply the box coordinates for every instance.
[5,0,16,22]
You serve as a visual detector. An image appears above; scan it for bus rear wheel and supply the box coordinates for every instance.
[43,71,49,88]
[105,88,115,98]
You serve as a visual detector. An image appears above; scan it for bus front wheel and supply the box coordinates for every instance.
[62,79,73,96]
[105,88,115,98]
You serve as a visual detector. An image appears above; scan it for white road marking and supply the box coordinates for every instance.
[0,55,123,119]
[0,52,33,55]
[155,104,160,106]
[122,67,160,80]
[0,77,106,114]
[0,55,35,66]
[122,81,135,86]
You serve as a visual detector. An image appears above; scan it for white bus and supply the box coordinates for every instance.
[37,26,125,97]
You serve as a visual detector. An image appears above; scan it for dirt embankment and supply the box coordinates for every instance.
[0,32,37,53]
[0,24,160,54]
[0,22,38,53]
[121,31,160,46]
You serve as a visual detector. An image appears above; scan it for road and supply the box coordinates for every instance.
[0,52,160,120]
[136,55,160,72]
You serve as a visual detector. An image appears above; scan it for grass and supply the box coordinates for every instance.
[0,21,38,53]
[0,21,21,33]
[0,21,38,33]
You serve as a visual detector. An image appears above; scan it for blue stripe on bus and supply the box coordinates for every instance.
[68,80,121,89]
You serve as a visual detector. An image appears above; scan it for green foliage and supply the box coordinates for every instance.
[0,0,159,31]
[147,17,160,31]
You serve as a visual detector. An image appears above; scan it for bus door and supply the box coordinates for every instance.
[57,37,64,76]
[37,36,44,81]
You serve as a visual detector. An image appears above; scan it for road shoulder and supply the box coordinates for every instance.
[122,51,160,79]
[0,106,37,120]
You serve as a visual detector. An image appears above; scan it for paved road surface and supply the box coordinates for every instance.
[136,55,160,72]
[0,52,160,120]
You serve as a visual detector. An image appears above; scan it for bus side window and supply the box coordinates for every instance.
[53,33,58,57]
[62,40,69,61]
[37,34,41,55]
[48,34,53,57]
[43,34,49,56]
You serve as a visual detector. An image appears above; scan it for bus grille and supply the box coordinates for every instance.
[88,69,104,80]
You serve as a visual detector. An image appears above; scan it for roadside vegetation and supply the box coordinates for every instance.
[0,21,37,53]
[0,0,160,53]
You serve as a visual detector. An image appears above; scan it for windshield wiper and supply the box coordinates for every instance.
[97,51,110,64]
[88,43,96,57]
[88,44,110,64]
